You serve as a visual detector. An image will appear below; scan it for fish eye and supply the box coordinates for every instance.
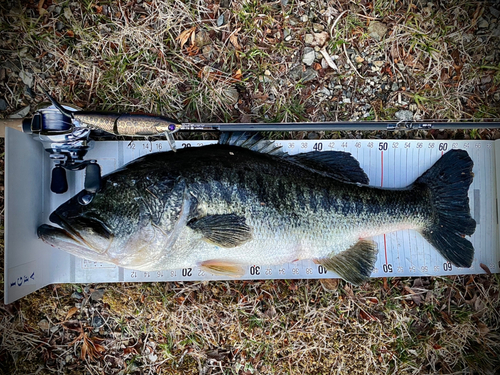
[78,193,95,205]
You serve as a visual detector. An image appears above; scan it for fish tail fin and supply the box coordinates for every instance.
[415,149,476,267]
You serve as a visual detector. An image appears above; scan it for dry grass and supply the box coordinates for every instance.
[1,0,500,374]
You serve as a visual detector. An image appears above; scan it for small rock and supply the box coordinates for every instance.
[0,99,7,111]
[312,23,325,32]
[92,316,105,328]
[395,110,414,121]
[319,87,331,96]
[368,21,388,41]
[90,289,105,302]
[8,105,30,118]
[391,82,399,91]
[290,65,318,82]
[71,292,83,299]
[202,45,213,59]
[25,85,35,98]
[258,75,272,83]
[264,70,271,76]
[494,92,500,101]
[342,98,351,104]
[223,86,239,105]
[63,6,72,19]
[301,14,308,22]
[304,34,314,45]
[307,132,319,139]
[38,319,50,330]
[217,14,224,27]
[354,55,364,63]
[195,29,211,47]
[284,29,292,41]
[311,31,329,47]
[18,47,28,58]
[481,76,492,84]
[490,6,500,19]
[478,18,489,29]
[373,60,385,67]
[302,47,316,66]
[50,325,59,333]
[56,21,65,31]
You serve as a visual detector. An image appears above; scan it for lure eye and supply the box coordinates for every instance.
[168,124,176,132]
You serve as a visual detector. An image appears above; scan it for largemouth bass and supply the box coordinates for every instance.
[38,133,476,284]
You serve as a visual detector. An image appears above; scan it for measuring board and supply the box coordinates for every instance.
[5,129,500,303]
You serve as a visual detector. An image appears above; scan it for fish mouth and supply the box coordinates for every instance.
[37,212,113,258]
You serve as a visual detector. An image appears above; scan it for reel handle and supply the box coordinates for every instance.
[51,165,68,194]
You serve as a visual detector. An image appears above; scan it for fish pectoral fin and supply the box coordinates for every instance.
[316,240,378,286]
[187,214,252,248]
[200,260,245,277]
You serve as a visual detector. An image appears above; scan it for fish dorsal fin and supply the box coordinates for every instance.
[286,151,370,184]
[219,132,285,156]
[187,213,253,248]
[316,240,378,285]
[200,260,245,277]
[219,133,369,184]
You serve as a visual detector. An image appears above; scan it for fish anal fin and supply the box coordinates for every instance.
[316,240,378,285]
[200,260,245,277]
[187,213,252,248]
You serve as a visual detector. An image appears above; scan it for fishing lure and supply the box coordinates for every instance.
[44,90,182,151]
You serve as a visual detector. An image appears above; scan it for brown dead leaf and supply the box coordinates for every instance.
[81,334,106,360]
[176,27,196,49]
[479,263,492,275]
[343,284,354,299]
[229,29,242,50]
[477,322,490,336]
[186,44,200,56]
[440,311,453,325]
[382,277,390,293]
[94,5,103,13]
[359,309,379,321]
[66,307,79,320]
[38,0,47,16]
[312,32,329,47]
[404,55,424,70]
[232,69,242,81]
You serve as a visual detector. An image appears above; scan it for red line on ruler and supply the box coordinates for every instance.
[380,151,384,187]
[383,234,388,265]
[381,151,387,264]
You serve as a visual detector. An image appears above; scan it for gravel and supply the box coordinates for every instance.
[395,110,414,121]
[302,47,316,66]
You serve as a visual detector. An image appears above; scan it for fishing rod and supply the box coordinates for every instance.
[1,93,499,194]
[179,120,500,132]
